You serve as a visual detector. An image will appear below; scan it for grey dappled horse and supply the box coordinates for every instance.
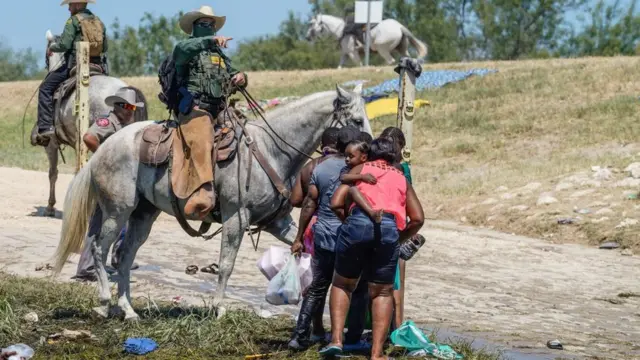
[31,30,148,217]
[52,84,372,320]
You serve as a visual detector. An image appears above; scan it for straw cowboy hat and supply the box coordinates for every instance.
[179,5,226,34]
[60,0,95,5]
[105,87,145,108]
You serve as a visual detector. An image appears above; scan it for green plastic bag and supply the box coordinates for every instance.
[390,321,463,360]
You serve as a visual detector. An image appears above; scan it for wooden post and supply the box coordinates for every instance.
[396,58,420,164]
[75,42,90,173]
[364,0,371,67]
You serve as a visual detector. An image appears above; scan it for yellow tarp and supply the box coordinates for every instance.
[365,97,430,120]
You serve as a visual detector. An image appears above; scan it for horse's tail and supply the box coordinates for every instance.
[52,163,97,274]
[400,25,428,61]
[126,85,149,122]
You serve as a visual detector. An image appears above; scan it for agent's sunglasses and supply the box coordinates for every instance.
[116,103,136,111]
[195,20,215,28]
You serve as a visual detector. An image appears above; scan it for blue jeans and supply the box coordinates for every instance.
[335,208,400,284]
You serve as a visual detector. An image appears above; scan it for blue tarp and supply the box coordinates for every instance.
[362,69,497,99]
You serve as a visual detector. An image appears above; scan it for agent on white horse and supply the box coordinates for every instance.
[306,13,428,68]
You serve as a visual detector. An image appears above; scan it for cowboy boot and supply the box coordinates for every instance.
[183,182,216,220]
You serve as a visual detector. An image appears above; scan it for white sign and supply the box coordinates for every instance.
[355,1,383,24]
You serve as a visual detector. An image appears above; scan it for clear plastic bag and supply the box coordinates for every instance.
[257,246,313,293]
[265,254,301,305]
[2,344,35,360]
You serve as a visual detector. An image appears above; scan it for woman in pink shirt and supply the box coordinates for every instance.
[323,137,424,360]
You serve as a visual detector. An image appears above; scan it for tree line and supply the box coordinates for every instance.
[1,0,638,81]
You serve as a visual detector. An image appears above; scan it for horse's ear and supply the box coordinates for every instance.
[46,30,54,42]
[352,83,363,95]
[336,85,352,102]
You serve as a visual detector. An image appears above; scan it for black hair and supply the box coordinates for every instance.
[336,125,360,154]
[358,131,373,144]
[321,127,340,149]
[380,127,406,149]
[368,137,398,164]
[347,140,370,155]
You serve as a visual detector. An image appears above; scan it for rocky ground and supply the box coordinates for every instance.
[0,167,639,359]
[451,160,640,254]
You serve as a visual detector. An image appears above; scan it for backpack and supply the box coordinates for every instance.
[157,55,179,113]
[75,13,105,57]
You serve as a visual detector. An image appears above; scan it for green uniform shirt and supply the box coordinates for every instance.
[49,9,108,65]
[173,36,247,107]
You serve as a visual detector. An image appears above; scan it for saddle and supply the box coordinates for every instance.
[139,107,240,168]
[342,23,379,49]
[140,100,291,240]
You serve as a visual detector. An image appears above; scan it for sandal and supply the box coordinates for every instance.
[185,265,198,275]
[200,263,219,274]
[319,344,343,357]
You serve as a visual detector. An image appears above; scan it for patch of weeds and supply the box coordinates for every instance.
[442,141,479,156]
[0,272,501,360]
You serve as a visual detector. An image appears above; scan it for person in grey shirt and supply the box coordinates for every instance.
[289,126,368,350]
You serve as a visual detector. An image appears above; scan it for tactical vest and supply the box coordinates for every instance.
[184,50,233,105]
[75,12,105,57]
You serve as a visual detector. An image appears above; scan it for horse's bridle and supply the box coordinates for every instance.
[311,16,329,39]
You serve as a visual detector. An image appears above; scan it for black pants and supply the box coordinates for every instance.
[344,22,360,36]
[37,63,70,131]
[291,245,369,344]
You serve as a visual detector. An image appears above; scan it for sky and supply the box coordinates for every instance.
[0,0,633,57]
[0,0,314,54]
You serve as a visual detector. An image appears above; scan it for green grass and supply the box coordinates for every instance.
[0,273,500,359]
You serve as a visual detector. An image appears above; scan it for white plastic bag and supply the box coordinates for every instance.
[257,246,313,293]
[265,254,301,305]
[296,253,313,293]
[257,246,289,280]
[1,344,34,360]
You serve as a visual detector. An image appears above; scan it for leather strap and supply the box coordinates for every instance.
[167,105,290,241]
[236,119,290,199]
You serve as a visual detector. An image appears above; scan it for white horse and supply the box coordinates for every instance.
[52,84,372,320]
[31,30,148,217]
[306,14,428,68]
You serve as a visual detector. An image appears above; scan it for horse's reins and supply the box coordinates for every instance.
[237,88,315,160]
[237,87,345,158]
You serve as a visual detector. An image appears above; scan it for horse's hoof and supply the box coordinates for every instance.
[92,306,109,319]
[124,313,140,322]
[216,305,227,319]
[44,207,56,217]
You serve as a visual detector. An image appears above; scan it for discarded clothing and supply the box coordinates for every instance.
[362,69,497,97]
[365,97,430,119]
[390,320,463,359]
[123,337,158,355]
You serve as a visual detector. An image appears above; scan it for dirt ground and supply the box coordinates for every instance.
[0,167,638,359]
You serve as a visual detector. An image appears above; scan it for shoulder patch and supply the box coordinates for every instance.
[97,118,110,127]
[66,18,72,25]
